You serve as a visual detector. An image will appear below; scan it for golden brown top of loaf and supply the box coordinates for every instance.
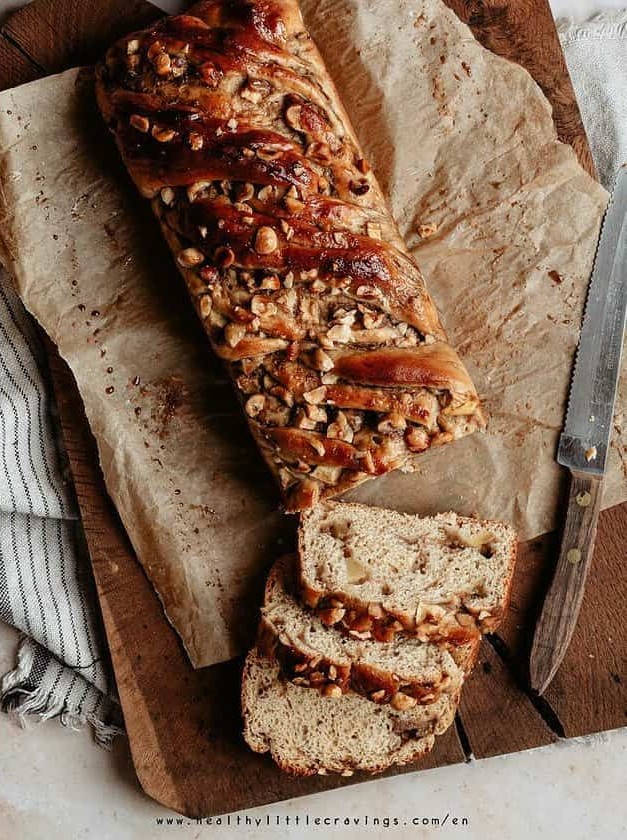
[96,0,486,510]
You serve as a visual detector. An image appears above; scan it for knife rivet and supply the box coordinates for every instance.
[567,548,581,565]
[575,492,592,508]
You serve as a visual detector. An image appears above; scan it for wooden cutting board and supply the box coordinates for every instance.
[1,0,625,819]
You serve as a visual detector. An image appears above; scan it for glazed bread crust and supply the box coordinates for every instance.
[96,0,485,510]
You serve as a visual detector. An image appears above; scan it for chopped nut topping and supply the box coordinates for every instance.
[312,348,334,372]
[160,186,175,205]
[391,692,417,711]
[154,52,171,76]
[245,394,265,417]
[255,226,279,255]
[368,602,386,619]
[152,125,176,143]
[370,689,386,703]
[327,323,352,343]
[285,104,303,130]
[224,322,246,347]
[186,180,212,203]
[177,248,204,268]
[405,426,429,452]
[126,39,140,54]
[295,409,317,430]
[355,285,381,300]
[240,78,271,103]
[307,141,333,163]
[236,182,255,202]
[285,195,305,214]
[456,612,475,628]
[328,664,337,680]
[227,117,238,131]
[259,274,281,291]
[188,131,204,151]
[257,185,277,202]
[198,295,212,319]
[147,41,162,61]
[304,386,327,405]
[130,114,150,133]
[319,607,345,626]
[305,404,328,424]
[200,265,219,283]
[377,413,407,434]
[250,296,277,317]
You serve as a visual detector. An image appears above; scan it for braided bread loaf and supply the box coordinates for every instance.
[96,0,485,511]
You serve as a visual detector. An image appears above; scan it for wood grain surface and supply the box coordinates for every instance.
[0,0,625,818]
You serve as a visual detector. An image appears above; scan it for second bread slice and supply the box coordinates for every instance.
[259,555,468,707]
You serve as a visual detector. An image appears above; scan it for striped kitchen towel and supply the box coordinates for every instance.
[0,270,121,746]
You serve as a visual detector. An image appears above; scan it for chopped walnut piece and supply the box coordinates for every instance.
[160,186,175,205]
[255,226,279,255]
[154,52,172,76]
[285,195,305,214]
[245,394,265,417]
[186,180,212,202]
[257,185,277,202]
[152,125,176,142]
[224,322,246,347]
[322,684,342,698]
[188,131,204,151]
[319,607,345,626]
[240,78,271,103]
[198,295,212,319]
[312,348,334,372]
[303,386,327,405]
[305,404,328,424]
[294,409,317,430]
[391,692,417,711]
[405,426,429,452]
[251,296,277,316]
[126,39,140,54]
[377,413,407,434]
[177,248,204,268]
[130,114,150,133]
[327,323,352,343]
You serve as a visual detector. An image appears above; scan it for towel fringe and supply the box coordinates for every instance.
[1,636,123,750]
[557,11,627,45]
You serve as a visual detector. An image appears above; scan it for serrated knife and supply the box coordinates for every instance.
[530,165,627,695]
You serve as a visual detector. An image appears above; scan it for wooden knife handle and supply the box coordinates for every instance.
[530,472,603,694]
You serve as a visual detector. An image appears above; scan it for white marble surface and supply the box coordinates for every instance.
[2,0,627,837]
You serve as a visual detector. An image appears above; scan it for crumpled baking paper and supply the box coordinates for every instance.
[0,0,623,668]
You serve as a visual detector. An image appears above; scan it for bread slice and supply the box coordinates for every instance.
[298,502,517,643]
[259,555,469,706]
[241,650,448,776]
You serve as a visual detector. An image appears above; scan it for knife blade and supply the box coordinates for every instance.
[530,166,627,694]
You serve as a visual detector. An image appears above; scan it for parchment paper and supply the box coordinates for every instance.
[0,0,624,669]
